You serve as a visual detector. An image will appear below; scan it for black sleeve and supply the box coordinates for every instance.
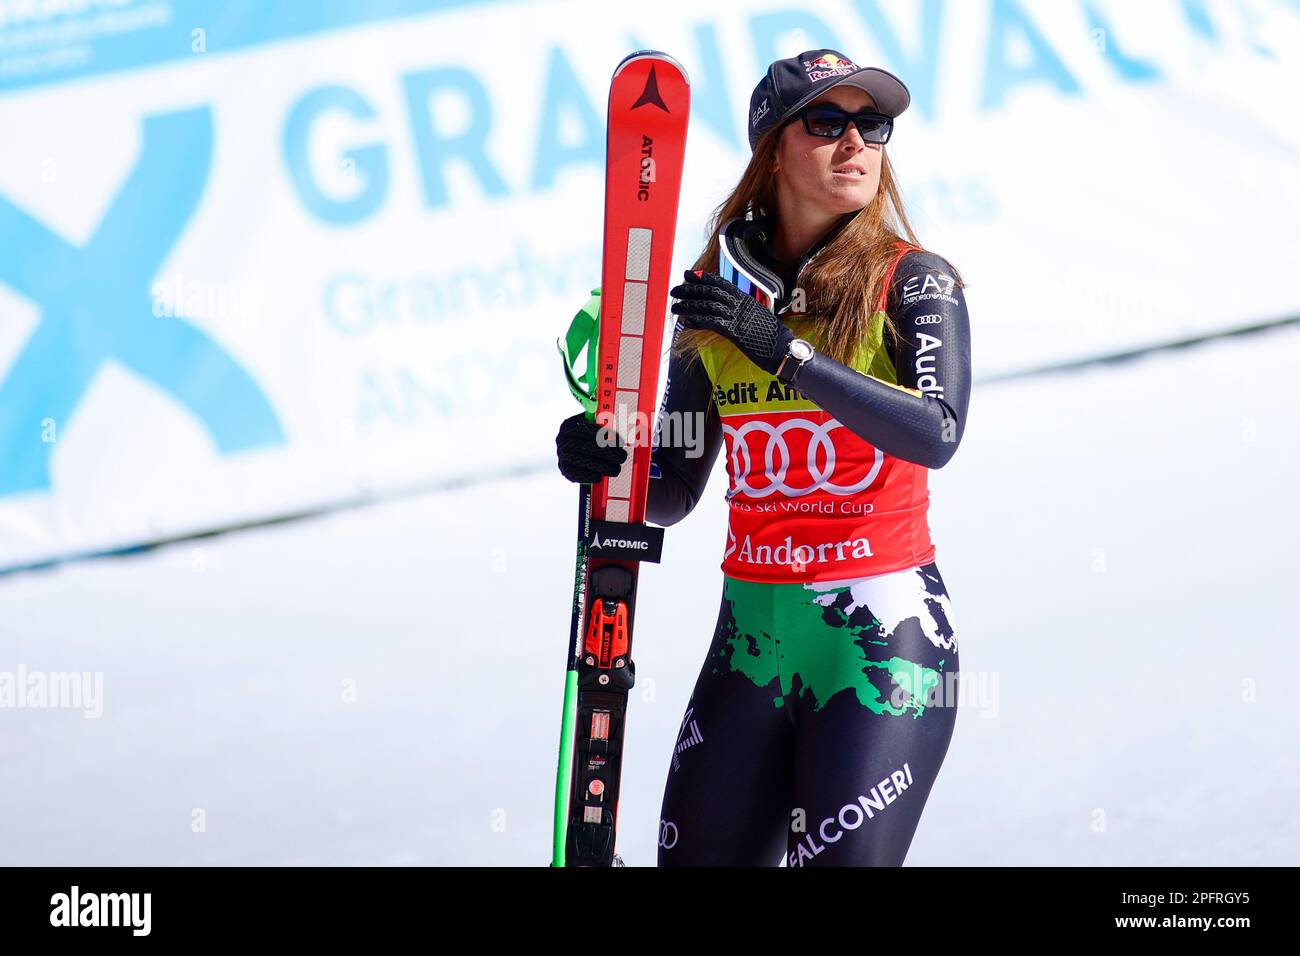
[786,250,971,469]
[646,324,723,526]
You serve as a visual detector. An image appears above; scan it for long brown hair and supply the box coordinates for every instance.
[673,123,962,367]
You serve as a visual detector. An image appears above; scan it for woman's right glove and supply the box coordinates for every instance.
[555,412,627,484]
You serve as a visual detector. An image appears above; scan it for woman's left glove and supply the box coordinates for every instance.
[669,270,794,375]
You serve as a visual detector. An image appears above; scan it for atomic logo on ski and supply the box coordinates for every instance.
[630,65,670,113]
[591,530,648,551]
[587,520,664,562]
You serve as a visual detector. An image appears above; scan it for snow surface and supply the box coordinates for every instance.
[1,325,1297,866]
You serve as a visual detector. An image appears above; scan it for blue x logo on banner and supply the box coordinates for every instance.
[0,106,285,498]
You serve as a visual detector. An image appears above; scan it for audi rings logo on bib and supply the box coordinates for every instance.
[723,415,884,499]
[714,408,936,583]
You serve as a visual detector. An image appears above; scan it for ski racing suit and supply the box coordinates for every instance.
[648,220,971,866]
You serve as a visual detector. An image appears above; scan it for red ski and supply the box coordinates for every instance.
[552,51,690,867]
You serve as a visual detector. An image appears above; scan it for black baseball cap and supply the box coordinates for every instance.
[747,49,911,151]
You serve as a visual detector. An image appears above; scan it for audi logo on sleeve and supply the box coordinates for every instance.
[658,820,679,849]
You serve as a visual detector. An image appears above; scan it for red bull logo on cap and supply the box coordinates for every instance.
[803,52,857,82]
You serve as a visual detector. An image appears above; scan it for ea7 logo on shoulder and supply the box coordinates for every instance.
[50,886,151,937]
[899,271,958,306]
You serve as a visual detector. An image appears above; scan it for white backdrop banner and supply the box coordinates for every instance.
[2,0,1299,570]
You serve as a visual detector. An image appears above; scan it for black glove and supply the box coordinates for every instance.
[555,412,627,484]
[669,270,794,375]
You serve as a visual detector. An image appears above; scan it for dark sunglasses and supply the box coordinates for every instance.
[788,105,894,144]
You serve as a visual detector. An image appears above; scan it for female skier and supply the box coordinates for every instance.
[555,49,971,867]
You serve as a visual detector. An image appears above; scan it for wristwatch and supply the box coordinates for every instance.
[776,337,815,385]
